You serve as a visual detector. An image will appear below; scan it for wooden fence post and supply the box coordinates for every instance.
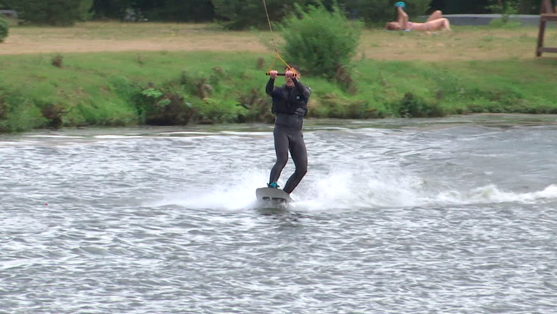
[536,0,557,57]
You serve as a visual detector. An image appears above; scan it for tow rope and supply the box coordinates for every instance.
[262,0,297,77]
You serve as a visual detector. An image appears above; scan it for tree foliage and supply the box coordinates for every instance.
[91,0,132,20]
[0,15,8,43]
[6,0,92,26]
[211,0,315,30]
[1,0,549,27]
[134,0,214,22]
[430,0,547,14]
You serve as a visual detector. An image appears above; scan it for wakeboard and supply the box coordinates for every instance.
[255,187,292,207]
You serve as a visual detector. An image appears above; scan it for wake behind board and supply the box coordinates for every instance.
[256,187,292,207]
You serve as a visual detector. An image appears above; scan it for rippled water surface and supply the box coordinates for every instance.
[2,115,557,313]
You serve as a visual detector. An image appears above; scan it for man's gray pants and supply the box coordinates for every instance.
[269,124,308,194]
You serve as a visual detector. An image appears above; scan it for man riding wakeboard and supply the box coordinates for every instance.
[265,65,312,195]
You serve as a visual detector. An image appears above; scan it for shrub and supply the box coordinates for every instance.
[280,2,362,81]
[52,54,63,68]
[236,88,274,123]
[179,71,215,99]
[487,0,519,24]
[38,102,70,129]
[396,92,445,118]
[193,98,242,124]
[313,93,384,119]
[0,16,8,43]
[0,89,44,132]
[135,86,197,126]
[132,67,233,126]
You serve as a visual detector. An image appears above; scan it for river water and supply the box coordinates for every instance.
[2,115,557,314]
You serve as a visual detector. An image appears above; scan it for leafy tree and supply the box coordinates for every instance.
[340,0,394,25]
[0,0,11,9]
[319,0,430,25]
[0,15,8,43]
[134,0,214,22]
[487,0,519,23]
[212,0,314,30]
[6,0,547,26]
[7,0,90,26]
[91,0,215,21]
[91,0,133,20]
[429,0,545,14]
[78,0,95,21]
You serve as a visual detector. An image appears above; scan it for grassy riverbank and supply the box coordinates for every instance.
[0,22,556,132]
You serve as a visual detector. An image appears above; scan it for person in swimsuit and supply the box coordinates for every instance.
[266,65,311,194]
[385,2,451,32]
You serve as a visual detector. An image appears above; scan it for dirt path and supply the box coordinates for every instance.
[0,35,268,55]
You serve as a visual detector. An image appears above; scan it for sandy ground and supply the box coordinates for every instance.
[0,35,268,55]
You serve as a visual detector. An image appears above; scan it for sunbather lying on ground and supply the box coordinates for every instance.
[385,2,451,32]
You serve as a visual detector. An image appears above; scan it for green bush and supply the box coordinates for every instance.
[193,97,243,124]
[487,0,519,23]
[134,85,197,126]
[0,89,44,132]
[0,16,8,43]
[396,92,445,118]
[311,93,385,119]
[131,68,244,125]
[280,2,362,80]
[236,88,274,123]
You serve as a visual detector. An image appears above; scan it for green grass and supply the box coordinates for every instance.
[1,49,556,132]
[4,21,556,62]
[8,21,225,39]
[3,16,17,27]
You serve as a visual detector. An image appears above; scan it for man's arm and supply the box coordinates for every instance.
[266,78,276,97]
[293,78,312,99]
